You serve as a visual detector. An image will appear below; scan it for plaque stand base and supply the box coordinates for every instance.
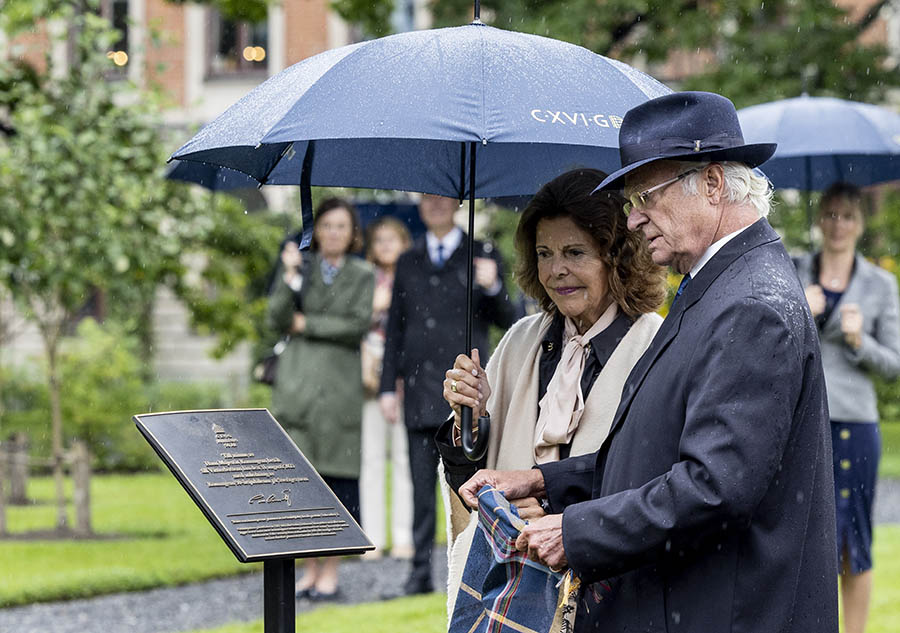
[264,558,295,633]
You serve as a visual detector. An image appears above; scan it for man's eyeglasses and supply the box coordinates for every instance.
[623,167,703,217]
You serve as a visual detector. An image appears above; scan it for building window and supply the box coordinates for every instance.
[102,0,130,70]
[207,9,268,77]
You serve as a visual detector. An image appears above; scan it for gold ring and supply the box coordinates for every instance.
[450,380,458,393]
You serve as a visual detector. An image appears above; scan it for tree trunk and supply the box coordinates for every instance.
[0,443,7,536]
[71,441,91,536]
[8,432,29,505]
[47,344,68,530]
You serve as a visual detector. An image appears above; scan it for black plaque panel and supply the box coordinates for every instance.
[134,408,373,562]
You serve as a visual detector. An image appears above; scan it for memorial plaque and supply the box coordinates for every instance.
[134,408,373,562]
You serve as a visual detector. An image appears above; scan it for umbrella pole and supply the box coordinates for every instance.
[805,155,814,248]
[461,141,490,461]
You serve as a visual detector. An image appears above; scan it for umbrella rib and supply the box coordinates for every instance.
[458,143,467,202]
[477,24,487,144]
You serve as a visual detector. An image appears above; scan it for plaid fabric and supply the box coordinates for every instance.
[449,486,572,633]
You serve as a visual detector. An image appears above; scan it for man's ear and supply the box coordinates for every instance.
[705,163,725,205]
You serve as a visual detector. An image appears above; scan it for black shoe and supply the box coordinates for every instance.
[295,587,313,600]
[379,576,433,600]
[309,588,340,601]
[403,575,434,596]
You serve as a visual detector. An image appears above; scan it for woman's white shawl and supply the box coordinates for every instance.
[440,310,663,617]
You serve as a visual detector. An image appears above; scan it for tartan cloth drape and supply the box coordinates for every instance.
[449,486,577,633]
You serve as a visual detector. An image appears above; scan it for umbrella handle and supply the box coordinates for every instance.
[461,407,490,462]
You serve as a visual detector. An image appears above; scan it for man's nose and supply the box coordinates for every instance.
[626,208,647,232]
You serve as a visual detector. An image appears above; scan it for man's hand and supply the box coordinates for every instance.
[840,303,863,350]
[805,284,825,317]
[474,257,499,291]
[510,496,546,521]
[379,392,399,424]
[459,468,545,509]
[515,513,567,571]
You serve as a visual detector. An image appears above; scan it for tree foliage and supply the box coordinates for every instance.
[0,1,280,356]
[330,0,395,38]
[0,0,281,526]
[430,0,898,108]
[164,0,270,23]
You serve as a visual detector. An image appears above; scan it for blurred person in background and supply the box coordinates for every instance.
[795,182,900,633]
[360,217,415,560]
[378,194,517,596]
[267,197,374,601]
[437,168,666,615]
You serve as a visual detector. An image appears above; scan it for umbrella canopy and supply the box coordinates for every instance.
[738,95,900,190]
[171,22,670,198]
[165,159,260,191]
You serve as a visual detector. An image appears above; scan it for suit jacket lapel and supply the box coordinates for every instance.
[602,218,780,443]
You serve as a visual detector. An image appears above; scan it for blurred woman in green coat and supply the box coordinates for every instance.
[267,197,374,601]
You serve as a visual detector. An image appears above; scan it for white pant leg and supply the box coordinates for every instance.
[390,409,414,549]
[360,398,387,550]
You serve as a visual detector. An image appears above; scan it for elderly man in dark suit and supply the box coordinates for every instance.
[460,92,839,632]
[379,194,516,595]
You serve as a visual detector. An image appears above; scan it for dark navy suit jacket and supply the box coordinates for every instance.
[379,235,516,430]
[538,219,838,633]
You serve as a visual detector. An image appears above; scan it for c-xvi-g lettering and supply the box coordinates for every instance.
[529,109,624,129]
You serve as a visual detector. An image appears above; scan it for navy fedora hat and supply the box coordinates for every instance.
[595,91,777,191]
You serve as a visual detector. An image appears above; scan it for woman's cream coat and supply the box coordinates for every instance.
[441,310,663,616]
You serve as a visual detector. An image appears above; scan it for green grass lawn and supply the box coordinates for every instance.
[869,525,900,633]
[189,594,448,633]
[0,470,445,607]
[879,422,900,479]
[0,473,253,606]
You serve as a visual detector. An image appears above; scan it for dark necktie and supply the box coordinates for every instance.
[672,273,691,306]
[435,243,446,268]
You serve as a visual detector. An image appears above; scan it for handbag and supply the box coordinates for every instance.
[253,338,288,386]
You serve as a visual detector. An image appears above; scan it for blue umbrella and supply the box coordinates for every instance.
[171,19,670,459]
[738,95,900,191]
[172,22,669,205]
[165,159,260,191]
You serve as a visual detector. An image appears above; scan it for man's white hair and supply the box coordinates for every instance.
[674,160,773,218]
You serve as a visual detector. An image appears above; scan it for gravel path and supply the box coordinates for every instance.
[0,551,448,633]
[4,479,900,633]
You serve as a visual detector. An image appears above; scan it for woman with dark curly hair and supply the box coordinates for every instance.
[435,168,667,614]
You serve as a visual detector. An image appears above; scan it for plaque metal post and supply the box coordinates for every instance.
[264,558,295,633]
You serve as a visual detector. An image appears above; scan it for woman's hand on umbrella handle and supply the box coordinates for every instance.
[443,349,490,421]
